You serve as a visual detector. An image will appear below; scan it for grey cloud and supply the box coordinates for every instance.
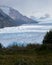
[0,0,52,17]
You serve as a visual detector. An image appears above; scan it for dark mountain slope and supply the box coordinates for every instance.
[0,9,19,28]
[9,8,37,24]
[0,6,38,28]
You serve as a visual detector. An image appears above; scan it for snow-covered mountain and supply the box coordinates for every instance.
[30,15,52,25]
[0,6,37,26]
[0,9,19,28]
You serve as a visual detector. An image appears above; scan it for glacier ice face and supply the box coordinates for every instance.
[0,24,52,47]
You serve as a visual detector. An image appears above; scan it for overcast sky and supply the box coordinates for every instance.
[0,0,52,17]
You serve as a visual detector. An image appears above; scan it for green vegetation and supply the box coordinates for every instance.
[43,30,52,44]
[0,43,52,65]
[0,30,52,65]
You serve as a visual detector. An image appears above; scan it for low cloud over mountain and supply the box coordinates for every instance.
[30,14,51,22]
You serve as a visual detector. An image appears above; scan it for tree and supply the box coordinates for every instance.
[43,30,52,44]
[0,43,3,48]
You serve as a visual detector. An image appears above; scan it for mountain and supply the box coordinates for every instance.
[0,6,37,26]
[30,14,50,22]
[30,15,52,26]
[0,9,19,28]
[9,8,37,24]
[30,16,38,21]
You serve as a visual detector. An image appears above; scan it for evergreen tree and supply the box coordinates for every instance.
[43,30,52,44]
[0,43,2,48]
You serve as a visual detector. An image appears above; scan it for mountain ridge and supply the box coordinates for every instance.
[0,9,19,28]
[0,6,38,28]
[9,8,37,24]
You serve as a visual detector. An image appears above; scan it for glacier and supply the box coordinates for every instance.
[0,23,52,47]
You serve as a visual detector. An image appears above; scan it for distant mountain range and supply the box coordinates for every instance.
[30,15,52,25]
[30,14,50,22]
[0,6,37,28]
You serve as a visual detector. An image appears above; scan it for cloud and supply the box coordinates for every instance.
[0,0,52,17]
[40,14,50,19]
